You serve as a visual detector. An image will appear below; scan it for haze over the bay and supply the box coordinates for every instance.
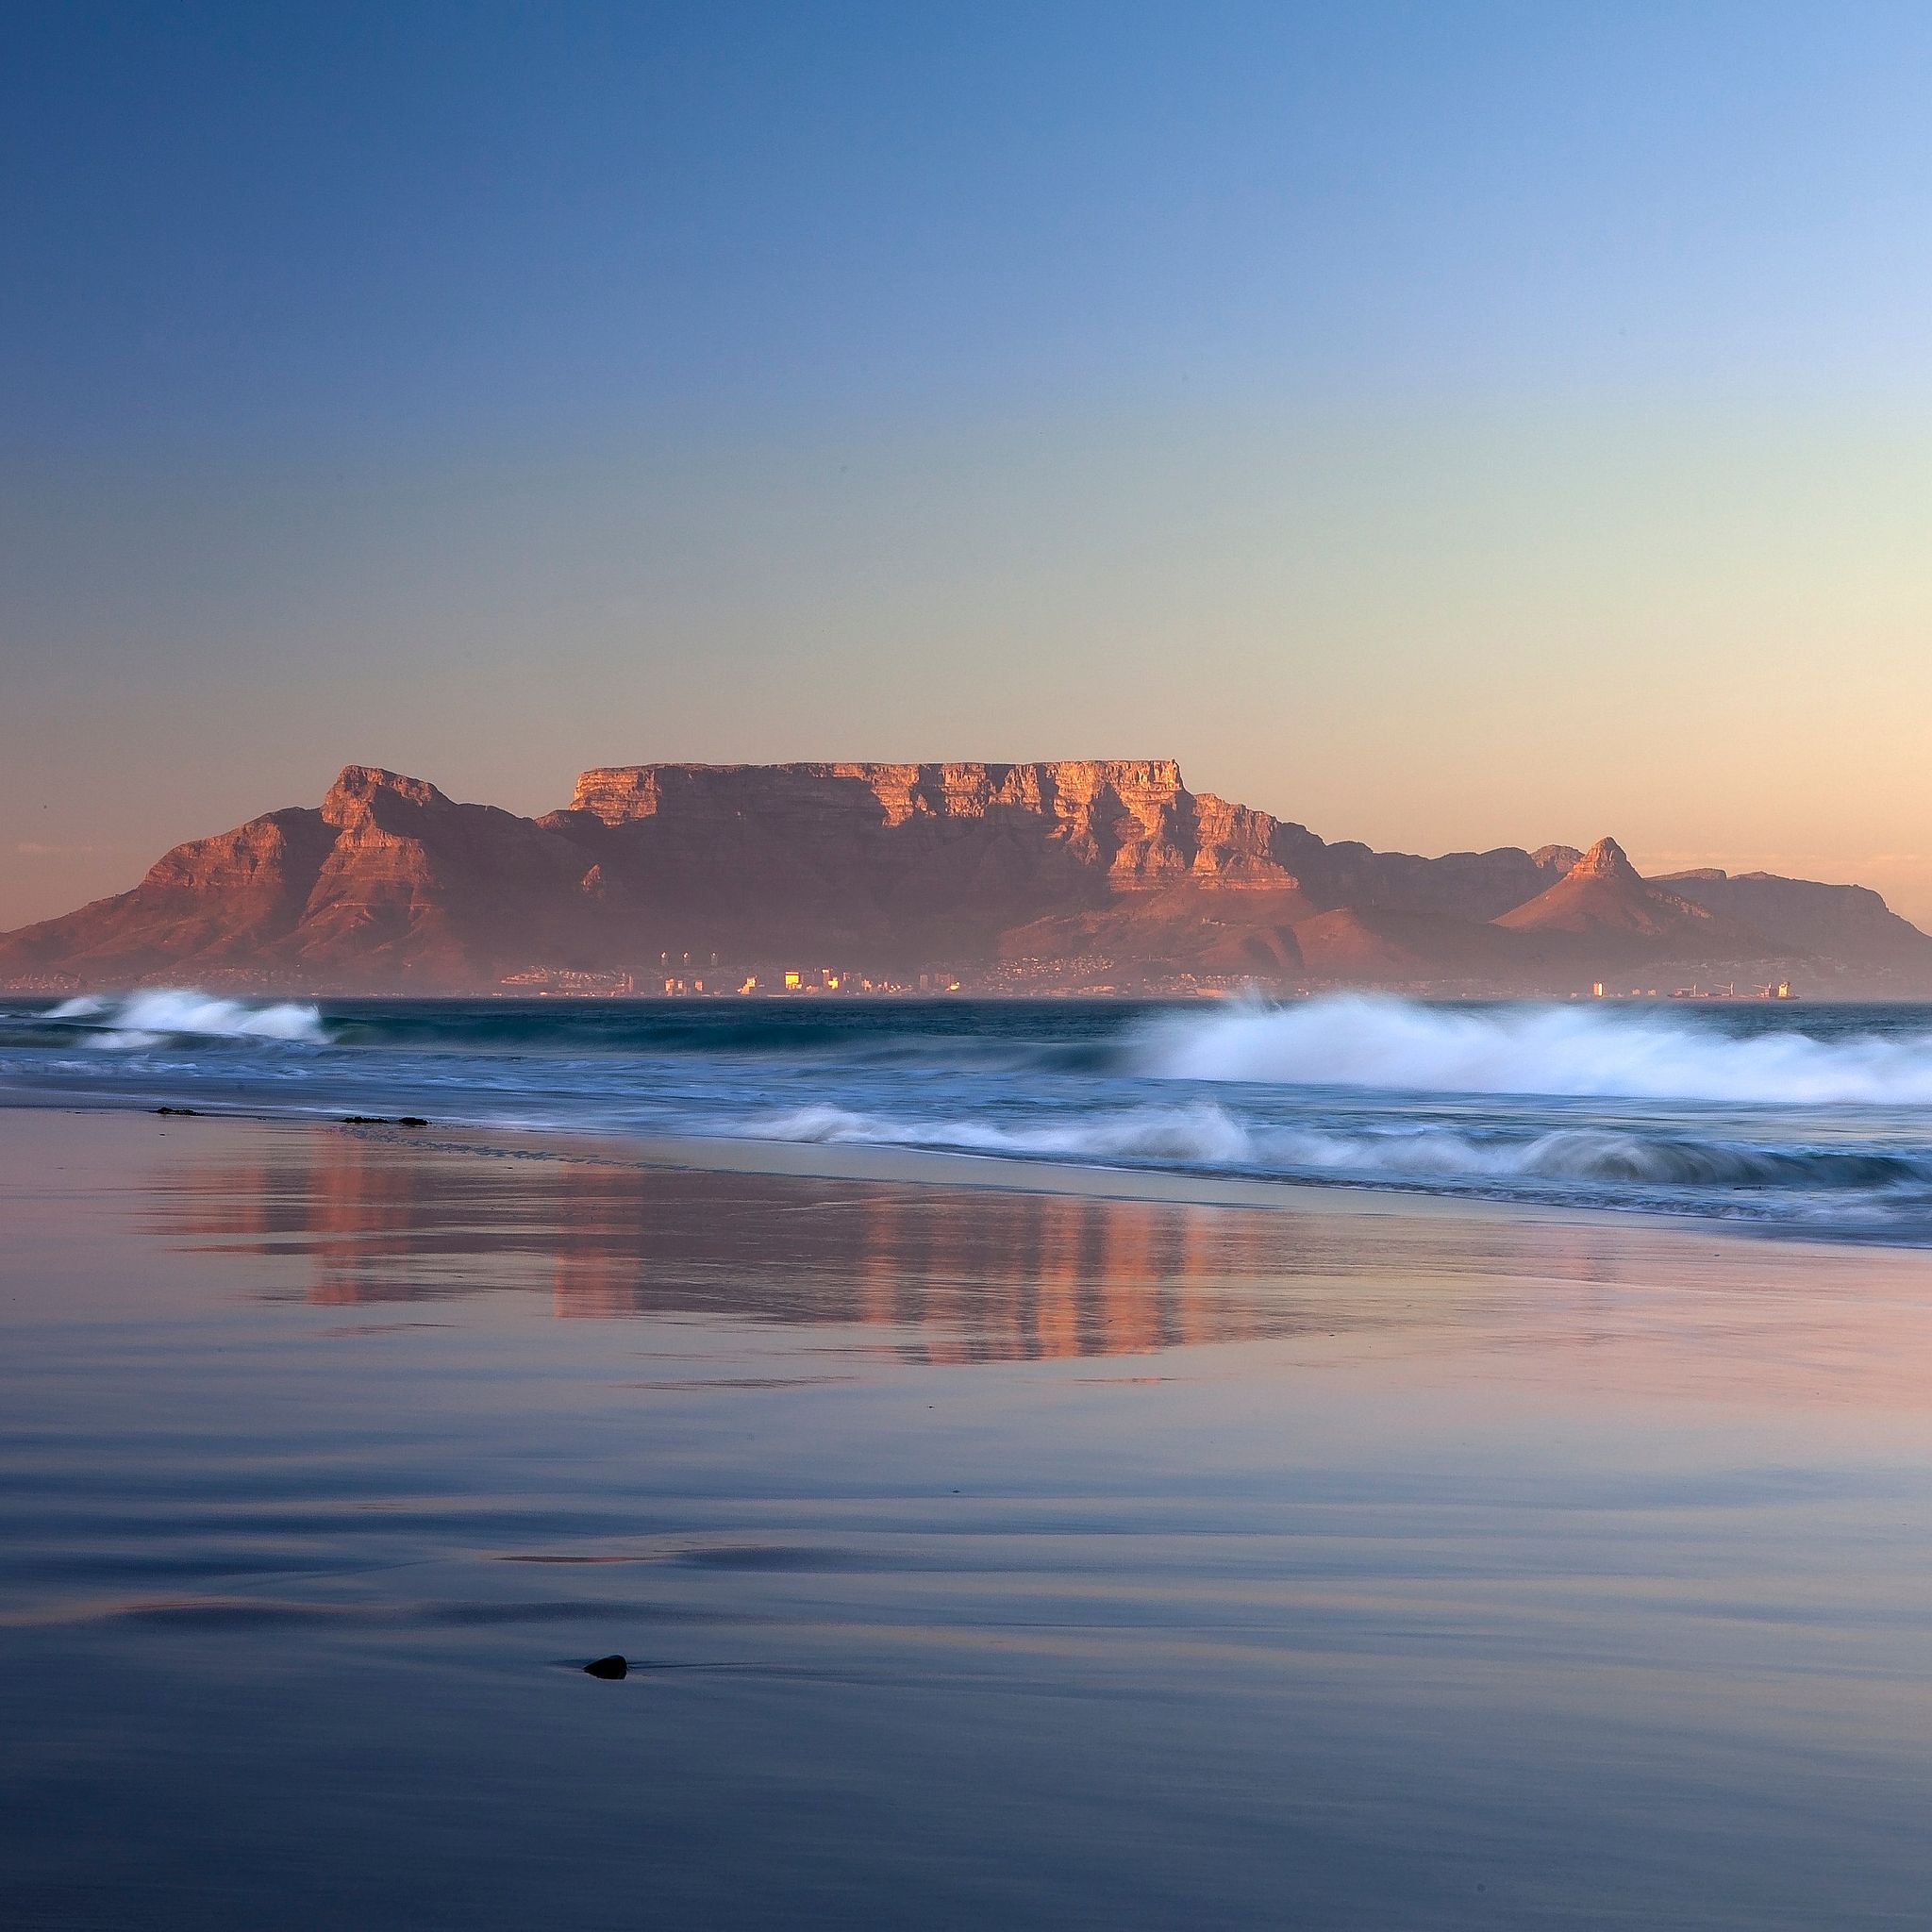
[7,4,1932,927]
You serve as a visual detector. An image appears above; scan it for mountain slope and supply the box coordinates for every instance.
[1654,868,1932,963]
[2,765,1925,993]
[1493,838,1773,960]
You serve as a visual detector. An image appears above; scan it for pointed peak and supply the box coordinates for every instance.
[1568,836,1640,882]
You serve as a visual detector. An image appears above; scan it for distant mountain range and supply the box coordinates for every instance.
[4,759,1928,995]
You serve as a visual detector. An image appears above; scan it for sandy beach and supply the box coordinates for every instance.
[8,1104,1932,1927]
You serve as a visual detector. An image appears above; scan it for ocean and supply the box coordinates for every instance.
[11,990,1932,1241]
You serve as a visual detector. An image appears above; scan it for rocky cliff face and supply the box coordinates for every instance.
[555,760,1574,913]
[557,760,1289,891]
[3,761,1926,992]
[0,768,599,991]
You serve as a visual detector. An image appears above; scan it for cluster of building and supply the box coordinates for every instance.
[492,955,1287,998]
[498,968,638,995]
[1589,980,1796,1000]
[496,963,964,998]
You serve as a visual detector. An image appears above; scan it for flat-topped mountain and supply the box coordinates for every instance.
[3,760,1925,994]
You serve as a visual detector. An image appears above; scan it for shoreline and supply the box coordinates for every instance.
[0,1090,1866,1256]
[0,1089,1492,1215]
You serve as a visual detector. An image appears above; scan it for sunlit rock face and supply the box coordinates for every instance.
[561,759,1280,889]
[2,760,1925,993]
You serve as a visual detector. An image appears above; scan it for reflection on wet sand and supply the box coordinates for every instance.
[17,1108,1932,1930]
[138,1121,1932,1400]
[150,1128,1330,1361]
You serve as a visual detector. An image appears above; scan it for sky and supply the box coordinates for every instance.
[5,0,1932,926]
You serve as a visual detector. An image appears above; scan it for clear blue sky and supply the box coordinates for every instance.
[7,1,1932,923]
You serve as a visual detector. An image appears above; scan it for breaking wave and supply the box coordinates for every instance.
[1135,995,1932,1105]
[46,991,329,1047]
[741,1102,1932,1194]
[745,1101,1259,1165]
[10,987,1932,1243]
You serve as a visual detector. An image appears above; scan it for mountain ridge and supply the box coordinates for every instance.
[1495,837,1771,955]
[2,760,1924,994]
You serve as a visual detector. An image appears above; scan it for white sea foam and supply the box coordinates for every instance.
[744,1101,1259,1165]
[48,990,328,1046]
[740,1102,1921,1191]
[1132,994,1932,1106]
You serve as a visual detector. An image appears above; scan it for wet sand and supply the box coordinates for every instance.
[8,1107,1932,1927]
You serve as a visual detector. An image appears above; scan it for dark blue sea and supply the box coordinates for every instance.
[12,990,1932,1240]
